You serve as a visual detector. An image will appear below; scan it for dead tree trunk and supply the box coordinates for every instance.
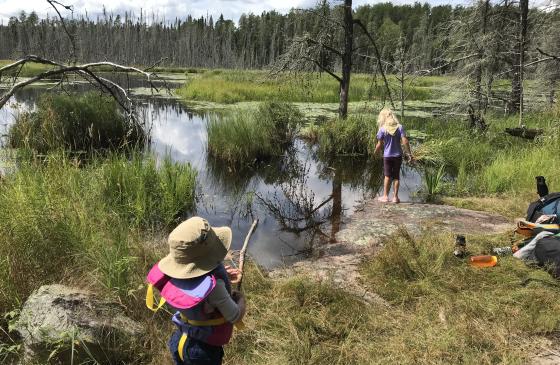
[510,0,528,116]
[474,0,490,114]
[338,0,353,119]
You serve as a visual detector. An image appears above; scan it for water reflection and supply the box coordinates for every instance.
[0,85,422,268]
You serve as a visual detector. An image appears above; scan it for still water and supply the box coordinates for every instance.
[0,86,422,268]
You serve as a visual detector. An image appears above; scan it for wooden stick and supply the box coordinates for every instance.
[237,219,259,290]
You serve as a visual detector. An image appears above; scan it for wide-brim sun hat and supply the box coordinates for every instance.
[158,217,232,279]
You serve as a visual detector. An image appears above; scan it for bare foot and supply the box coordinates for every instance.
[378,196,389,203]
[392,197,400,204]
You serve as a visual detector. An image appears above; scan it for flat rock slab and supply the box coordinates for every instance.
[272,201,511,305]
[337,201,511,247]
[14,284,142,364]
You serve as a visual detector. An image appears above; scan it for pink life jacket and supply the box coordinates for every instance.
[146,262,234,346]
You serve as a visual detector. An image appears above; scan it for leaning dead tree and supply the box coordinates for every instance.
[0,0,169,130]
[0,56,167,128]
[272,0,394,119]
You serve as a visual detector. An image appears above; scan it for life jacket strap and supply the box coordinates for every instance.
[180,312,246,330]
[146,284,166,312]
[178,333,188,362]
[179,313,227,326]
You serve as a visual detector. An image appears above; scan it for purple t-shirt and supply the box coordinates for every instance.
[377,126,406,158]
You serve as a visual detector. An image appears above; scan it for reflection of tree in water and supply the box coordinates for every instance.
[203,147,304,223]
[254,157,340,255]
[254,142,387,255]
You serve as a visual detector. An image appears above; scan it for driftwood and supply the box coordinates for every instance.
[505,127,543,140]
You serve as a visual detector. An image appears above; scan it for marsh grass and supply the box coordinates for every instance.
[8,92,146,154]
[407,110,560,197]
[0,153,196,312]
[423,164,446,201]
[207,102,302,165]
[0,60,56,78]
[317,115,376,156]
[178,70,437,104]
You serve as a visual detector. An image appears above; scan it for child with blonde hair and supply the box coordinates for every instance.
[374,108,413,203]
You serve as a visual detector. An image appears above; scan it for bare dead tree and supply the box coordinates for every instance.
[272,0,394,119]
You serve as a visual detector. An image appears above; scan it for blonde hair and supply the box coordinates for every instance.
[377,108,400,129]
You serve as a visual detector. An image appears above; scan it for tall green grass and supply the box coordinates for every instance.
[178,70,436,104]
[207,102,302,165]
[408,110,560,196]
[317,115,376,156]
[0,153,196,312]
[8,92,146,154]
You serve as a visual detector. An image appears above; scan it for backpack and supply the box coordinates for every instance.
[526,192,560,223]
[534,235,560,278]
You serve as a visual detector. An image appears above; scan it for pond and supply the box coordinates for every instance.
[0,79,423,268]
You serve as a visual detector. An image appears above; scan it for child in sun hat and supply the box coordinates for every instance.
[374,108,413,203]
[146,216,246,365]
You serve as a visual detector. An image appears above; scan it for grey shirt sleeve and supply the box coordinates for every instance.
[206,279,241,323]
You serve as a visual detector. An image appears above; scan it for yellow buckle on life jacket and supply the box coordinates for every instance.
[146,284,166,312]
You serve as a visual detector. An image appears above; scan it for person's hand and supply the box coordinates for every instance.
[231,290,247,322]
[225,265,242,285]
[231,290,245,302]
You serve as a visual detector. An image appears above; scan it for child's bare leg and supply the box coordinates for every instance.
[392,179,400,203]
[378,176,391,202]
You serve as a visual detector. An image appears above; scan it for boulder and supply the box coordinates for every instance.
[13,284,142,364]
[337,201,511,247]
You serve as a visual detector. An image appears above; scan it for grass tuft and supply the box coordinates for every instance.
[317,115,376,156]
[8,92,146,154]
[207,102,302,165]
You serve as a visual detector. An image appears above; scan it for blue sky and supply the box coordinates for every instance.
[0,0,469,24]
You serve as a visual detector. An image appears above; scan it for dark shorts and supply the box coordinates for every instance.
[383,156,402,180]
[168,330,224,365]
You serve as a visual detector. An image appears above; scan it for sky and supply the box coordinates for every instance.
[0,0,468,24]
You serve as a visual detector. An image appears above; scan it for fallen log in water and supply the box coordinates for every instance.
[505,127,543,140]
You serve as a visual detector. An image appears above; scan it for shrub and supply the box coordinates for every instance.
[8,92,146,154]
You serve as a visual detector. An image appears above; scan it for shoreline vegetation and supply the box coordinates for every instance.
[1,65,560,364]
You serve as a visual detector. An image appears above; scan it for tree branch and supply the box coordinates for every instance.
[304,36,343,58]
[353,19,395,108]
[304,56,342,83]
[0,55,165,125]
[47,0,77,63]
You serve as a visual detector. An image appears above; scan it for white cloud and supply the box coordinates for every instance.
[0,0,466,24]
